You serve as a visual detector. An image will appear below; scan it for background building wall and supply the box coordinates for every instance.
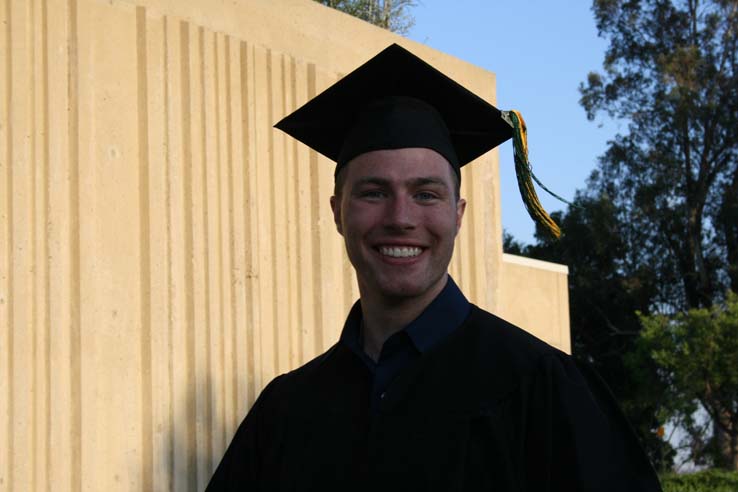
[499,254,571,353]
[0,0,569,490]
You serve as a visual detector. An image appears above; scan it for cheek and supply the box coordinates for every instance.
[343,203,380,230]
[426,210,461,237]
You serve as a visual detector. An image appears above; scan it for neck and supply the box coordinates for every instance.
[359,275,447,362]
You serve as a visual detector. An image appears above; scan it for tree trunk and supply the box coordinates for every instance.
[719,169,738,294]
[714,411,738,470]
[382,0,391,29]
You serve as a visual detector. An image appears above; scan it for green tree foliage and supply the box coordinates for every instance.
[661,469,738,491]
[580,0,738,311]
[515,195,675,469]
[313,0,417,35]
[517,195,738,469]
[637,294,738,469]
[560,0,738,469]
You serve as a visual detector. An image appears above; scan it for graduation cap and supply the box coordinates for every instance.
[275,44,561,238]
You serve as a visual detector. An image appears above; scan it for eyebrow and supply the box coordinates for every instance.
[408,177,449,189]
[352,176,390,188]
[352,176,450,189]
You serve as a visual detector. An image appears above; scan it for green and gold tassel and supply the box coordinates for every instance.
[503,110,561,239]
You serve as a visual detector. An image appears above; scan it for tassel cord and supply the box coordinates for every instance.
[508,110,562,238]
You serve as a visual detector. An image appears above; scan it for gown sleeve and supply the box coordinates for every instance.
[205,375,285,491]
[522,353,662,492]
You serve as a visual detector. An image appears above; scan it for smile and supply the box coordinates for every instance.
[378,246,423,258]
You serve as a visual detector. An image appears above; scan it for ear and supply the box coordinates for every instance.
[455,198,466,235]
[330,195,343,235]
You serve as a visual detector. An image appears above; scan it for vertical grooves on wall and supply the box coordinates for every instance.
[178,20,197,492]
[40,0,51,489]
[265,49,279,373]
[224,36,238,426]
[238,41,255,406]
[288,57,302,364]
[162,15,176,488]
[4,0,14,488]
[29,0,39,490]
[287,62,297,362]
[307,63,323,354]
[135,7,154,492]
[66,0,81,490]
[280,52,288,362]
[278,54,289,370]
[212,35,226,453]
[197,26,213,479]
[250,43,263,398]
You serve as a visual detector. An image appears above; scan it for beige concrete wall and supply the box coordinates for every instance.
[498,254,571,353]
[0,0,569,490]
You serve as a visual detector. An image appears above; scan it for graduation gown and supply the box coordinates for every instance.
[206,305,662,491]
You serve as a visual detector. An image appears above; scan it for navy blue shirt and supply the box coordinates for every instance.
[339,276,471,414]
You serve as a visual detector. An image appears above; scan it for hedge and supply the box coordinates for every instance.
[660,469,738,492]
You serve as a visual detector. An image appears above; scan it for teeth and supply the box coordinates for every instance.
[379,246,422,258]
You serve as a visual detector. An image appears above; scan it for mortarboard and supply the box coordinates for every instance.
[275,43,561,238]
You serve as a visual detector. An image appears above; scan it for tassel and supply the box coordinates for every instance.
[505,110,561,239]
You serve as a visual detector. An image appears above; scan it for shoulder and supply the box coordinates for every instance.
[252,342,368,414]
[462,307,604,404]
[408,305,574,410]
[461,304,565,376]
[252,345,334,400]
[269,341,352,387]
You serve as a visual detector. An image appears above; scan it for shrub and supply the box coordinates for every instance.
[660,469,738,492]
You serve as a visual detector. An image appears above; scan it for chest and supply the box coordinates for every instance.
[266,401,525,492]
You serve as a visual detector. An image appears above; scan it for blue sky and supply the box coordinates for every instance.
[406,1,622,244]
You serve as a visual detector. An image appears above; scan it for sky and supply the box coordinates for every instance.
[406,1,622,244]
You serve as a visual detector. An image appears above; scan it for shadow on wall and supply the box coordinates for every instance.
[159,372,228,492]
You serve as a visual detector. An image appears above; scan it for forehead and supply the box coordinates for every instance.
[341,147,455,184]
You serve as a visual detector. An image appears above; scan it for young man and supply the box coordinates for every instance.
[207,44,662,491]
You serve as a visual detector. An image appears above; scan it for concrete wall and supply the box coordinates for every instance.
[0,0,569,490]
[498,254,571,353]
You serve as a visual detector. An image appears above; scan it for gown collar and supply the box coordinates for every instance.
[340,275,471,359]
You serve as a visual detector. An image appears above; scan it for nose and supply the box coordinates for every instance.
[383,195,416,231]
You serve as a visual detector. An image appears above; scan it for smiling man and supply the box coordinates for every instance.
[331,147,465,362]
[206,44,662,491]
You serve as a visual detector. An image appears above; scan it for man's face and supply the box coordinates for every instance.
[330,148,466,304]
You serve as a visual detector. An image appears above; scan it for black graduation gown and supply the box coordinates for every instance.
[206,305,662,491]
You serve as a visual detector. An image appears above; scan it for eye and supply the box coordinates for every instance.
[415,191,439,201]
[359,189,387,199]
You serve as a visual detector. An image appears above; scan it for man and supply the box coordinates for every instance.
[207,44,662,491]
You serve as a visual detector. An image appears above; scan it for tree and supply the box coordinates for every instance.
[580,0,738,312]
[637,294,738,469]
[568,0,738,469]
[514,195,675,469]
[313,0,417,35]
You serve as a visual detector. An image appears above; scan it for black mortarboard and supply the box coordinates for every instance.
[274,44,562,238]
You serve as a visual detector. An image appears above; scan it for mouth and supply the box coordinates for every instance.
[377,245,424,258]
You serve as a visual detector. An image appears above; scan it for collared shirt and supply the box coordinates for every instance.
[339,276,471,414]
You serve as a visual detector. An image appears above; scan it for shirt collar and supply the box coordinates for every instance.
[339,275,470,357]
[403,275,470,353]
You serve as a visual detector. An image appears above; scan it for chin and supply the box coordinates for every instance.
[373,275,445,302]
